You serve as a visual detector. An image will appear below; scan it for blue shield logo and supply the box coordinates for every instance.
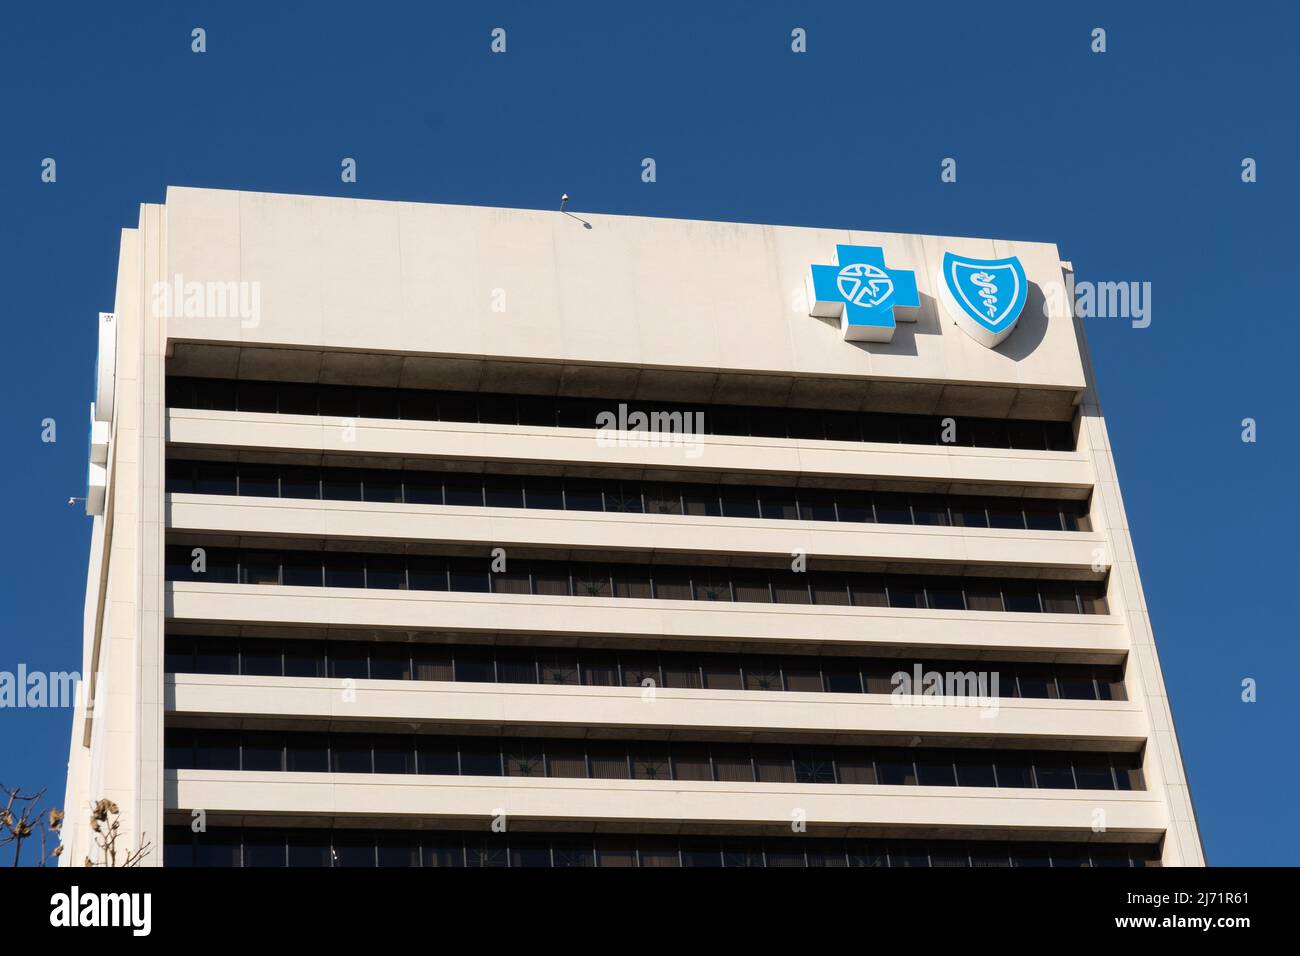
[938,252,1028,348]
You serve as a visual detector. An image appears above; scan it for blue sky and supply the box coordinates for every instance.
[1,2,1294,865]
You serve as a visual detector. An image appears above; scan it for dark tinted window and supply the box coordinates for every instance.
[459,741,502,777]
[701,656,742,690]
[916,753,957,787]
[165,461,195,494]
[195,462,237,496]
[495,649,538,685]
[823,660,863,694]
[1024,501,1064,531]
[363,471,403,503]
[240,641,282,677]
[284,641,325,678]
[282,553,322,587]
[286,734,329,773]
[238,381,279,413]
[330,735,372,774]
[280,467,320,500]
[240,551,280,586]
[373,737,416,774]
[477,393,517,425]
[193,830,241,867]
[369,645,412,681]
[955,760,997,788]
[195,639,238,675]
[524,476,564,510]
[950,500,988,529]
[438,392,478,423]
[328,643,368,680]
[242,831,286,867]
[1002,585,1042,614]
[239,465,278,498]
[1041,582,1081,614]
[986,499,1025,529]
[443,475,484,507]
[538,651,579,686]
[759,489,799,521]
[911,495,950,526]
[483,475,523,509]
[1034,757,1076,790]
[719,485,760,519]
[994,754,1034,789]
[403,473,442,505]
[888,579,925,609]
[454,648,495,683]
[925,580,965,611]
[242,734,284,772]
[874,494,911,524]
[366,555,406,590]
[278,383,318,416]
[169,378,1077,452]
[448,558,490,593]
[836,491,873,523]
[671,744,712,781]
[318,387,358,418]
[356,390,400,418]
[323,554,364,589]
[196,731,239,771]
[164,729,193,769]
[565,479,605,512]
[408,557,447,591]
[795,750,837,784]
[1072,756,1116,791]
[876,756,916,786]
[416,740,459,776]
[321,468,363,502]
[798,491,837,522]
[771,573,809,605]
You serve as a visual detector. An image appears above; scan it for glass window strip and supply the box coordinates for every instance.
[167,377,1078,452]
[165,546,1109,616]
[165,634,1125,701]
[164,728,1143,792]
[167,459,1091,533]
[161,825,1157,868]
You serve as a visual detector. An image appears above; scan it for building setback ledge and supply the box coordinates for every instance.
[166,672,1146,750]
[167,582,1129,663]
[167,769,1166,842]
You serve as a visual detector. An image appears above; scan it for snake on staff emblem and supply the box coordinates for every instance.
[970,271,999,318]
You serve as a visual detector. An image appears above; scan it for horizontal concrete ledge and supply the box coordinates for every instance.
[166,770,1167,842]
[166,674,1147,751]
[167,409,1094,499]
[166,583,1130,663]
[167,494,1108,579]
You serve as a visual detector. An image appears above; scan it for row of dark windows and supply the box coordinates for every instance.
[165,728,1145,791]
[162,826,1160,868]
[166,376,1077,451]
[165,546,1110,615]
[165,459,1091,532]
[164,634,1127,701]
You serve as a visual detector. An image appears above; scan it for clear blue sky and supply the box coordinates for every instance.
[1,2,1294,865]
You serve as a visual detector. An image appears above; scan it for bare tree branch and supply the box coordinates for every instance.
[0,785,145,867]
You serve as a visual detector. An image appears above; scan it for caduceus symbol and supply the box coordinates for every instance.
[970,271,999,318]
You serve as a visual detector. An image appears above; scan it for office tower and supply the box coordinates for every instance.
[62,187,1202,867]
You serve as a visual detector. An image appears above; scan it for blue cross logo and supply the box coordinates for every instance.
[807,245,920,342]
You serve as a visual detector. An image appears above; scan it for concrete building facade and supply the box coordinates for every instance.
[61,186,1203,867]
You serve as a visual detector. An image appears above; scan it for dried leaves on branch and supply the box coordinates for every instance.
[0,784,62,866]
[86,798,151,867]
[0,785,150,866]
